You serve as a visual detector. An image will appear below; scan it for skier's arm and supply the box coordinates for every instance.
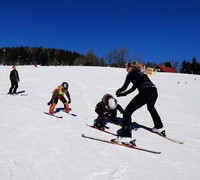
[95,102,108,117]
[10,71,12,81]
[48,89,58,104]
[122,84,137,95]
[65,91,71,104]
[116,75,130,95]
[47,89,59,105]
[17,71,20,82]
[117,104,124,114]
[51,89,59,100]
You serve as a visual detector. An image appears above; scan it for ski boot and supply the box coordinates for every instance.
[152,127,166,136]
[112,136,136,146]
[93,122,105,130]
[49,109,54,115]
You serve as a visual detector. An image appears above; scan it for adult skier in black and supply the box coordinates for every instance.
[113,62,164,144]
[8,65,20,94]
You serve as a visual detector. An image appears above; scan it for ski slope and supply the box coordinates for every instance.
[0,66,200,180]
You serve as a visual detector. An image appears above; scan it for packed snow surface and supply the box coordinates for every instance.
[0,66,200,180]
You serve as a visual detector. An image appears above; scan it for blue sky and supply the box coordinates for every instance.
[0,0,200,63]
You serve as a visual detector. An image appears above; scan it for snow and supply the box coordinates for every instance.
[0,65,200,180]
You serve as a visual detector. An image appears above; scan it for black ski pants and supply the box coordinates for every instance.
[9,81,18,94]
[53,96,67,104]
[122,87,163,138]
[96,108,118,125]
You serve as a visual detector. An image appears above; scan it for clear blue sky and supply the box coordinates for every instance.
[0,0,200,64]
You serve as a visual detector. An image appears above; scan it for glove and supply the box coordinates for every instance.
[47,100,53,106]
[68,98,71,104]
[116,89,121,96]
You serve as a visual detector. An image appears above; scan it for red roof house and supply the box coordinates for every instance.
[155,65,177,73]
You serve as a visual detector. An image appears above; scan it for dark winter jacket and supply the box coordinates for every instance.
[95,93,124,116]
[10,70,20,82]
[116,68,155,95]
[95,101,123,116]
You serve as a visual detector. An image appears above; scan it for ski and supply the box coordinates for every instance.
[63,111,77,117]
[16,91,27,96]
[43,112,63,118]
[86,124,118,136]
[16,93,28,96]
[132,122,184,144]
[89,121,183,144]
[16,90,25,94]
[2,92,27,96]
[54,108,77,116]
[7,94,28,96]
[81,134,161,154]
[147,129,184,144]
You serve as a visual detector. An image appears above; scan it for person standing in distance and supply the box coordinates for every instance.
[8,65,20,94]
[113,62,164,144]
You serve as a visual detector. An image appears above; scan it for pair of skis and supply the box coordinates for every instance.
[131,122,184,144]
[44,111,77,118]
[82,133,160,154]
[83,124,184,154]
[88,123,184,144]
[2,90,28,96]
[44,112,63,118]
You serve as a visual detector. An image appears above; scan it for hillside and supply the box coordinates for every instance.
[0,66,200,180]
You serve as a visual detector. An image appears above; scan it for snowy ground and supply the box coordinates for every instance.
[0,65,200,180]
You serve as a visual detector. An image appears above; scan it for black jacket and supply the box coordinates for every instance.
[117,68,155,95]
[10,70,20,82]
[95,101,123,116]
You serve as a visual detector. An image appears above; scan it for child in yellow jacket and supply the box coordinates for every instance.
[47,82,71,114]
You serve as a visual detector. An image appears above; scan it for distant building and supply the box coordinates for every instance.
[155,65,177,73]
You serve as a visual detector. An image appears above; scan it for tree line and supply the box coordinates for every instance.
[180,57,200,74]
[1,46,200,74]
[0,47,81,66]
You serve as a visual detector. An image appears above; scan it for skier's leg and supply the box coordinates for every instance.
[109,109,118,124]
[94,115,105,129]
[13,82,18,94]
[9,81,15,94]
[146,88,163,129]
[122,94,146,138]
[49,98,58,114]
[60,96,70,112]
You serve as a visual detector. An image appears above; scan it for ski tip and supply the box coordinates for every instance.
[86,124,93,127]
[155,151,161,154]
[43,112,63,118]
[175,140,184,144]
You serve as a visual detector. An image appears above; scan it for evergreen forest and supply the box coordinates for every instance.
[1,46,200,74]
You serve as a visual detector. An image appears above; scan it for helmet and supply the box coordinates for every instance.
[108,98,118,110]
[61,82,69,90]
